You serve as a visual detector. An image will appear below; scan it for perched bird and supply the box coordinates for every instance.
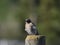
[25,18,39,35]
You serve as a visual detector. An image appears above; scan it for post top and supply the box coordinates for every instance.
[25,35,45,40]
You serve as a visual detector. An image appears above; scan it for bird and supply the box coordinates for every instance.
[25,18,39,35]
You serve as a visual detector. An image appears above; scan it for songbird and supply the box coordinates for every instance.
[25,18,39,35]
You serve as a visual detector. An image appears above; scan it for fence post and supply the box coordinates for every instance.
[25,35,45,45]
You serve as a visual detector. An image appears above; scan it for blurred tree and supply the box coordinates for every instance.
[27,0,40,25]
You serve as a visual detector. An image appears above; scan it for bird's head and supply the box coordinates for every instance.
[25,18,31,23]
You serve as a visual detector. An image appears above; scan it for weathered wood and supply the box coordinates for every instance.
[25,35,45,45]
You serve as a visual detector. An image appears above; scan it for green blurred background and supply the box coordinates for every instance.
[0,0,60,45]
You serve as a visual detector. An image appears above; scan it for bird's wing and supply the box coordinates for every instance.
[31,23,38,34]
[31,23,37,30]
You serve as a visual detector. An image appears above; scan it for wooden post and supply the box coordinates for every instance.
[25,35,45,45]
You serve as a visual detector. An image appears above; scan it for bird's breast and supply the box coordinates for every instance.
[25,23,32,30]
[25,23,33,34]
